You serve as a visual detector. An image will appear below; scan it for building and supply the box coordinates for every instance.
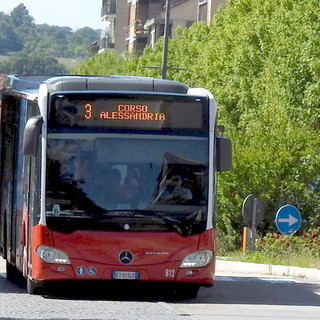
[100,0,129,53]
[100,0,226,55]
[199,0,226,21]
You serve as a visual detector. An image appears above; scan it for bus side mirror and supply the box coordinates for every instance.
[216,136,232,171]
[23,116,43,156]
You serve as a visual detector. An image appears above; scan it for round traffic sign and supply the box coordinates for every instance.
[242,194,265,227]
[275,205,301,235]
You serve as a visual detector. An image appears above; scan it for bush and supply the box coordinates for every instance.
[255,227,320,265]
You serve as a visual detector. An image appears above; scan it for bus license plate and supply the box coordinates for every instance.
[112,271,139,280]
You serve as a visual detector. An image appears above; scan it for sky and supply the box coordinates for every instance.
[0,0,105,30]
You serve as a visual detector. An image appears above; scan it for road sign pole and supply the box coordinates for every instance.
[248,197,257,252]
[242,227,248,254]
[161,0,170,79]
[242,194,265,253]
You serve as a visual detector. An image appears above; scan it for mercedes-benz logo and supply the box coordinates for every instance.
[119,250,133,265]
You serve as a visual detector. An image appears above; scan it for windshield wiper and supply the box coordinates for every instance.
[46,209,87,217]
[101,210,192,236]
[47,209,203,235]
[143,209,205,236]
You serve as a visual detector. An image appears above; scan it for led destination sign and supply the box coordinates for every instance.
[84,103,167,121]
[49,94,206,130]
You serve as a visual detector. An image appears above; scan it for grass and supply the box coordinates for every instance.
[224,250,320,269]
[0,55,10,62]
[217,227,320,269]
[57,58,80,70]
[0,55,79,71]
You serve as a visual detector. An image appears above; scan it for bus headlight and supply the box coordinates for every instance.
[180,250,213,268]
[36,245,71,264]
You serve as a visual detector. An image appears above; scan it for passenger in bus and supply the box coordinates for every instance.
[80,159,100,192]
[97,168,122,209]
[154,174,192,204]
[55,101,79,126]
[80,160,121,210]
[121,165,140,206]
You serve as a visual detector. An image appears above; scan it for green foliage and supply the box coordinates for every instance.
[214,0,320,234]
[0,51,68,75]
[250,227,320,268]
[226,228,320,268]
[148,0,320,238]
[0,13,23,54]
[216,214,241,256]
[0,4,99,60]
[71,50,137,76]
[0,3,99,75]
[256,228,320,259]
[10,4,34,27]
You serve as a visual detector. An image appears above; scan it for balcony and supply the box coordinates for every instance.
[101,0,117,20]
[124,19,149,39]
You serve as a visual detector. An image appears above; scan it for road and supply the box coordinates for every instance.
[0,267,319,320]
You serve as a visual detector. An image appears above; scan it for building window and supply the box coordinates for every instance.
[198,0,208,21]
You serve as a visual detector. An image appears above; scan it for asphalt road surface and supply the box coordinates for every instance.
[0,269,319,320]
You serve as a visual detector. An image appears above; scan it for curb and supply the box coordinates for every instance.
[216,260,320,280]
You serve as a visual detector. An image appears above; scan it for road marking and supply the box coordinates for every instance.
[217,276,297,283]
[216,277,237,282]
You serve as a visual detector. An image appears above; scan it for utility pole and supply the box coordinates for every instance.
[161,0,170,79]
[144,0,186,78]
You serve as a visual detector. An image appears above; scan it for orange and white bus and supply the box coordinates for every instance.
[0,75,231,297]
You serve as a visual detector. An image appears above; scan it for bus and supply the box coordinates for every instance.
[0,75,231,297]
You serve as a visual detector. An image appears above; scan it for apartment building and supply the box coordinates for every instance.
[100,0,129,53]
[100,0,225,55]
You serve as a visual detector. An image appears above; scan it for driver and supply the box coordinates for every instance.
[155,174,192,204]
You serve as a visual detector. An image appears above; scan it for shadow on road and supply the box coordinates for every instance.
[0,274,196,302]
[1,273,319,307]
[196,276,320,306]
[0,273,26,294]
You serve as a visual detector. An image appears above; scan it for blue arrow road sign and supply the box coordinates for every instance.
[275,205,301,235]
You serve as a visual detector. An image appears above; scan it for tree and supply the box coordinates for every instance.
[0,13,23,54]
[0,51,68,75]
[66,27,100,58]
[136,0,320,240]
[22,24,72,57]
[72,50,137,75]
[0,4,99,60]
[10,3,34,27]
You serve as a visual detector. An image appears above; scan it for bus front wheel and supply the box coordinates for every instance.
[27,278,44,295]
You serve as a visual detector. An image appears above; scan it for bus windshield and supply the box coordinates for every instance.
[46,133,209,235]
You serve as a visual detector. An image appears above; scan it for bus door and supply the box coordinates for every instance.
[0,95,18,264]
[22,101,41,277]
[23,149,41,277]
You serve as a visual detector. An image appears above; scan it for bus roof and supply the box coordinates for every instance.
[0,75,190,97]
